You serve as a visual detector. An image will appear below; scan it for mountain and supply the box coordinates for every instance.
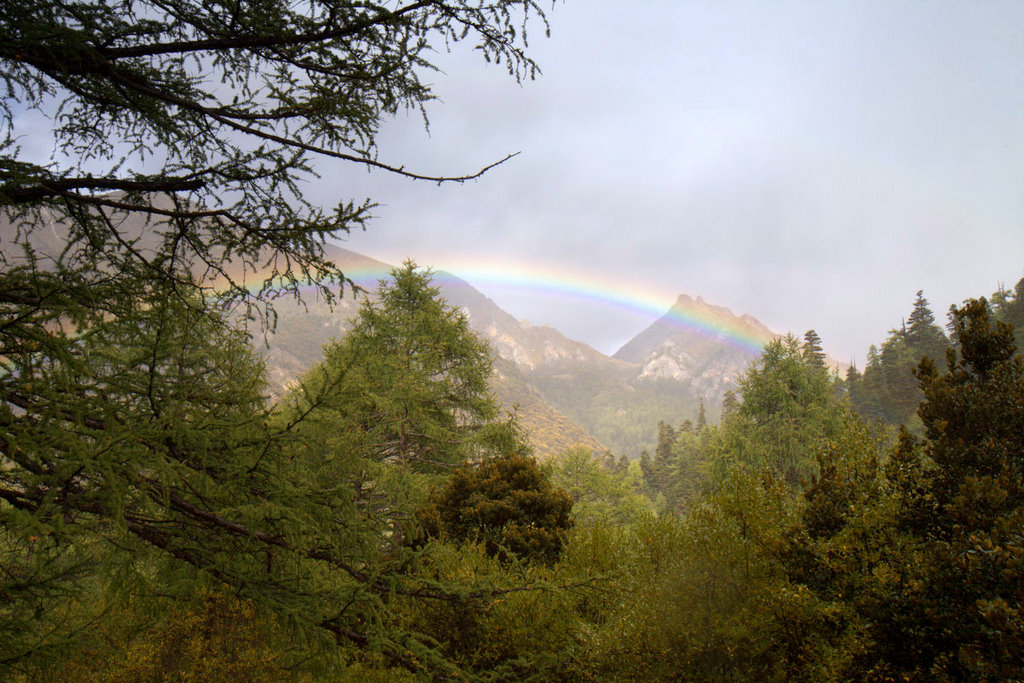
[508,294,776,458]
[2,207,783,458]
[431,270,615,373]
[255,244,615,458]
[615,294,777,363]
[254,245,738,458]
[490,358,606,460]
[422,278,783,458]
[614,294,777,398]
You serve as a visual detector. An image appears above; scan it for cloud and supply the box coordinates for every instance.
[318,1,1024,366]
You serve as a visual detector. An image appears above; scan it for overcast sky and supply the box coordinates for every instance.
[313,0,1024,365]
[9,2,1022,368]
[9,2,1024,365]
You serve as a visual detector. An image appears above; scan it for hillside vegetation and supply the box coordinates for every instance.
[6,265,1023,680]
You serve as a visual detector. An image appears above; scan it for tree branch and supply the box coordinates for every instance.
[98,0,435,60]
[2,176,205,205]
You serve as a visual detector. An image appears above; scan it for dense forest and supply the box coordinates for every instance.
[3,1,1024,680]
[4,256,1023,680]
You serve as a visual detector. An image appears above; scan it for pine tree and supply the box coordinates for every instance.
[643,420,677,499]
[802,329,827,369]
[851,292,951,429]
[292,263,506,473]
[992,275,1024,349]
[713,335,850,485]
[871,299,1024,679]
[905,290,950,364]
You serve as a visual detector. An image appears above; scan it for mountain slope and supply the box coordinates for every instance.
[490,359,607,460]
[433,271,613,373]
[256,245,613,458]
[614,294,777,400]
[3,209,781,460]
[615,294,776,363]
[244,247,790,458]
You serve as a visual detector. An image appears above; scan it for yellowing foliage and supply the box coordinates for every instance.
[16,592,290,683]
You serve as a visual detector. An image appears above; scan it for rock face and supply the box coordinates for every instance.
[434,272,611,373]
[434,284,789,458]
[614,293,778,405]
[616,294,776,363]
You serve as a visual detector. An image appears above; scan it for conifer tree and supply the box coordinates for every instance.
[713,335,849,484]
[867,299,1024,679]
[0,2,549,673]
[802,329,827,369]
[850,292,950,428]
[639,420,677,500]
[291,263,506,473]
[905,290,950,364]
[992,275,1024,349]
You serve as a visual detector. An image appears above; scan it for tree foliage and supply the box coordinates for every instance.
[713,334,849,485]
[802,329,826,368]
[417,453,573,566]
[548,446,652,525]
[848,291,950,429]
[992,274,1024,349]
[877,298,1024,680]
[289,263,506,472]
[765,298,1024,681]
[0,1,551,674]
[1,0,547,314]
[1,290,283,666]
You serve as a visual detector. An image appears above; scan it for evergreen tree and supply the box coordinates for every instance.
[802,329,827,369]
[639,420,677,501]
[1,0,545,317]
[850,292,950,429]
[713,335,850,485]
[281,264,525,555]
[666,427,709,510]
[992,275,1024,349]
[877,331,920,421]
[905,290,950,364]
[292,263,505,473]
[844,362,861,387]
[867,299,1024,679]
[0,3,549,672]
[721,389,739,416]
[417,454,573,566]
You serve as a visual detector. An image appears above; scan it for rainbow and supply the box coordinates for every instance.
[432,264,774,356]
[215,256,776,356]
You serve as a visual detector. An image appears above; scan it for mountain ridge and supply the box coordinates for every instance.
[258,243,785,456]
[1,208,786,458]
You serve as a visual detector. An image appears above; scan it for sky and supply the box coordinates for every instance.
[10,2,1023,366]
[311,0,1024,366]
